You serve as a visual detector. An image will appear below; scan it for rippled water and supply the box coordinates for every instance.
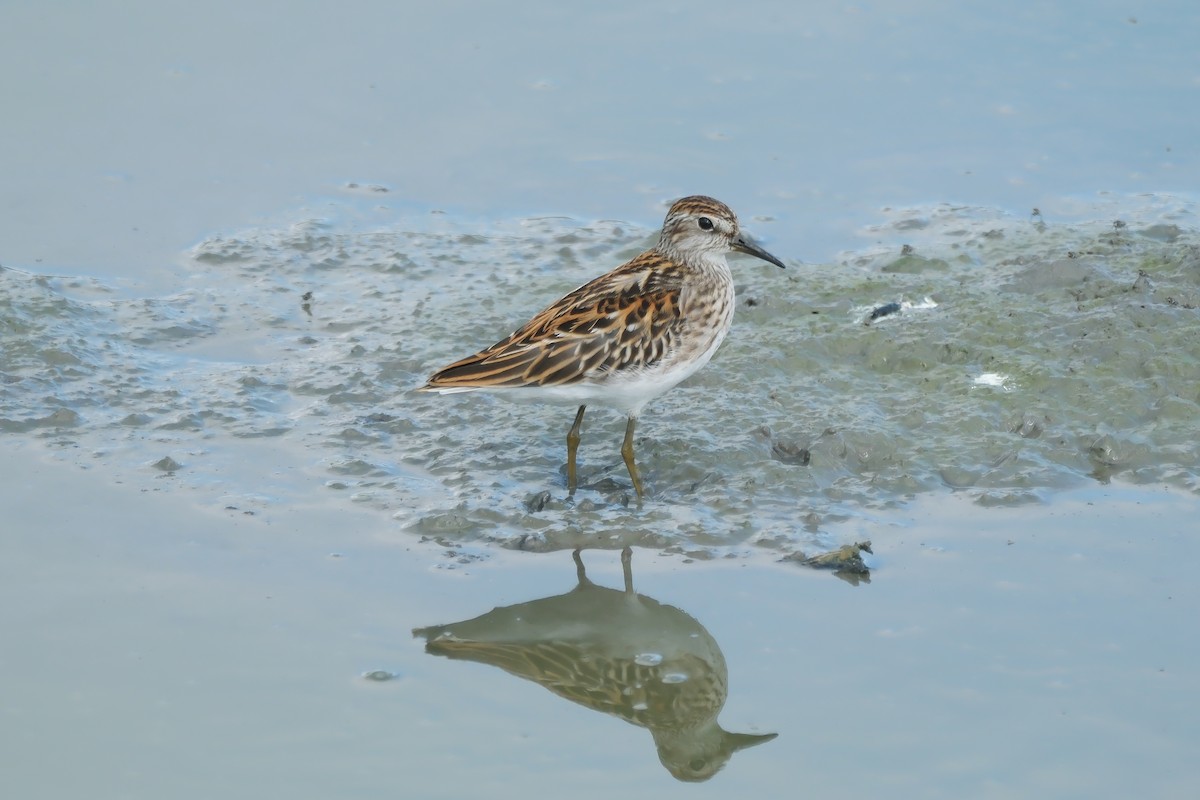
[4,195,1196,557]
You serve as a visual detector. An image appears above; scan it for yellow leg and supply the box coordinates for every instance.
[566,405,586,495]
[621,416,645,500]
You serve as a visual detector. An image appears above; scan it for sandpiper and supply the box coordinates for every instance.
[419,195,785,499]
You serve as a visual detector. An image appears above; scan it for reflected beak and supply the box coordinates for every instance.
[732,234,786,269]
[727,731,780,752]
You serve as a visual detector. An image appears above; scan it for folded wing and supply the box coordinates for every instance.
[422,252,685,391]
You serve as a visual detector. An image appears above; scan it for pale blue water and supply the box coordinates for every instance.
[3,2,1197,269]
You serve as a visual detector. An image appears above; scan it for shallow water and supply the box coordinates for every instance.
[3,2,1200,797]
[4,460,1197,797]
[3,199,1198,557]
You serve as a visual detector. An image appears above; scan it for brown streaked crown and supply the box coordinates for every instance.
[657,196,740,260]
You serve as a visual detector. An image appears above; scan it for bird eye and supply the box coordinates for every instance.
[697,216,714,231]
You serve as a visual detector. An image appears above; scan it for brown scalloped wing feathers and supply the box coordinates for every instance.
[423,251,685,389]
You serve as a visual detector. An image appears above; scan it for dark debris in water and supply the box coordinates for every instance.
[781,541,874,585]
[771,440,811,466]
[867,301,902,323]
[755,426,812,466]
[524,490,552,512]
[343,182,391,195]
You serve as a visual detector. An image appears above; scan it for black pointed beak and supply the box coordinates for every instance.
[732,234,786,269]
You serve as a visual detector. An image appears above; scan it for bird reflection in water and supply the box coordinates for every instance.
[414,546,777,781]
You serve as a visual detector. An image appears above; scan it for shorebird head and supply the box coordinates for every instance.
[657,195,785,269]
